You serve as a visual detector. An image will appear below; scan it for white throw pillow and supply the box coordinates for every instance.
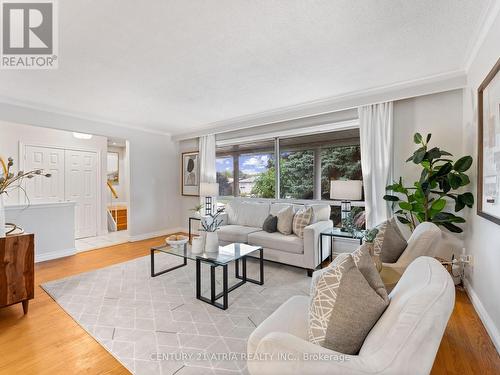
[239,201,270,228]
[307,204,331,223]
[225,200,242,225]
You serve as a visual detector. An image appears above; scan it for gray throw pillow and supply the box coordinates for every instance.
[308,254,389,354]
[277,206,294,235]
[262,214,278,233]
[351,243,388,302]
[373,218,408,263]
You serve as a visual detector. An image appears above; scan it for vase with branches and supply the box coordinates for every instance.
[0,156,51,236]
[383,133,473,233]
[200,207,225,252]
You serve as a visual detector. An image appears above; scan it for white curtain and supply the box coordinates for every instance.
[358,102,394,228]
[198,134,217,205]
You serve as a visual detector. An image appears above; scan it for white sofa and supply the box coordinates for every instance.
[216,200,333,274]
[247,256,455,375]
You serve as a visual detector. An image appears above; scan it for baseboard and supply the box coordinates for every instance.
[128,227,185,242]
[463,278,500,355]
[35,247,77,263]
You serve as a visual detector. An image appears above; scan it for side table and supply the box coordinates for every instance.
[319,228,363,268]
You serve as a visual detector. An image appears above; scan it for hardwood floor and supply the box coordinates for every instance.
[0,235,498,375]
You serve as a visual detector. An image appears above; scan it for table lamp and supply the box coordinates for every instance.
[200,182,219,216]
[330,180,363,230]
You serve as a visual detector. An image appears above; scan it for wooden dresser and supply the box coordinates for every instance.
[109,205,127,231]
[0,233,35,314]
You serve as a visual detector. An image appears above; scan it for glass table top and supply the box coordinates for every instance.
[151,242,262,265]
[321,227,364,239]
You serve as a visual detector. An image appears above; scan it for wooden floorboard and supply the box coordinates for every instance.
[0,235,498,374]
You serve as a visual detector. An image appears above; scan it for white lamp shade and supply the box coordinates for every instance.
[200,182,219,197]
[330,180,363,201]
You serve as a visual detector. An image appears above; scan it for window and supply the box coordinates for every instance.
[321,145,362,199]
[280,150,314,199]
[215,128,362,204]
[216,156,234,196]
[239,152,275,197]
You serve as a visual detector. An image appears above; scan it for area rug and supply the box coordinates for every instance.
[41,251,310,375]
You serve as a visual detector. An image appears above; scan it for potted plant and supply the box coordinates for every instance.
[383,133,473,233]
[189,203,204,218]
[0,157,51,237]
[201,207,225,252]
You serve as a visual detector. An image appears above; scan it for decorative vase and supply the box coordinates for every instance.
[204,231,219,253]
[191,235,205,254]
[0,194,5,238]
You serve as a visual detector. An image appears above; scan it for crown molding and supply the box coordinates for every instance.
[464,0,500,72]
[173,70,466,141]
[0,96,171,137]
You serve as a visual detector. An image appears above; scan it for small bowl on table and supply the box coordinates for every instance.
[166,235,188,248]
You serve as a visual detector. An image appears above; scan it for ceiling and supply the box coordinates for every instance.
[0,0,492,135]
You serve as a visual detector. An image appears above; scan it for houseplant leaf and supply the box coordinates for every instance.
[414,133,423,144]
[454,156,473,172]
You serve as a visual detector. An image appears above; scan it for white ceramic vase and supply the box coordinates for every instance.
[191,234,205,254]
[0,194,5,238]
[204,231,219,253]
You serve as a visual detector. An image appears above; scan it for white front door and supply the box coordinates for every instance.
[24,145,65,203]
[65,149,98,239]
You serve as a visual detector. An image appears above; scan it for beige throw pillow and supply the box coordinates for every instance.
[373,218,408,263]
[308,253,389,354]
[277,206,294,235]
[292,207,313,238]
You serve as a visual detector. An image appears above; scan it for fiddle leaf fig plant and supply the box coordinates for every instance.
[383,133,473,233]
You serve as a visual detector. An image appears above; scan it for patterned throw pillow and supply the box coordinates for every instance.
[308,253,389,354]
[292,207,313,238]
[373,218,408,263]
[277,206,294,235]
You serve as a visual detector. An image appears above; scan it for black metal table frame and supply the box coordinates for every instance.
[319,231,363,269]
[150,246,264,310]
[188,217,201,244]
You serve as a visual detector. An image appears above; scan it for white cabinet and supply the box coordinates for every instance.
[24,145,99,239]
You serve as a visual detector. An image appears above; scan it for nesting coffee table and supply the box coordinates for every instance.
[150,242,264,310]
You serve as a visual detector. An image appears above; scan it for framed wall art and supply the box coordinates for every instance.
[182,151,199,196]
[478,57,500,225]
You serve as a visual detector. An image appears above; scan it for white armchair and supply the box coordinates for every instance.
[380,222,442,291]
[247,257,455,375]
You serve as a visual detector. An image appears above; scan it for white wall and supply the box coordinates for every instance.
[393,89,464,184]
[462,10,500,353]
[0,102,180,240]
[393,90,465,240]
[107,145,128,206]
[5,202,76,262]
[0,121,108,235]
